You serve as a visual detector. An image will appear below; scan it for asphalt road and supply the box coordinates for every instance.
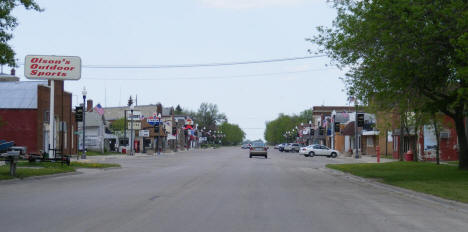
[1,147,467,232]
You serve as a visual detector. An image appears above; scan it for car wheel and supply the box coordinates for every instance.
[309,151,315,157]
[265,155,268,159]
[249,155,252,158]
[304,154,310,157]
[331,152,337,158]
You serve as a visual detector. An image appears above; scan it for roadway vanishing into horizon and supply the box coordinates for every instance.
[1,147,467,232]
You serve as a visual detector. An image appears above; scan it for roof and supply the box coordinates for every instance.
[85,111,105,127]
[0,81,47,109]
[312,106,355,115]
[103,105,160,121]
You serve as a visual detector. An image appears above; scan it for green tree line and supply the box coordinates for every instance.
[264,109,313,145]
[311,0,468,169]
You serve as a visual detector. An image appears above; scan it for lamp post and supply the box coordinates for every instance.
[130,104,134,156]
[81,87,87,159]
[309,120,312,145]
[332,110,336,150]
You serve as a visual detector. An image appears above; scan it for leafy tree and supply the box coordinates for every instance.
[219,122,245,146]
[264,110,313,145]
[193,103,226,130]
[110,118,125,134]
[0,0,42,66]
[312,0,468,170]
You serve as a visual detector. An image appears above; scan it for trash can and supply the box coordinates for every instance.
[122,147,126,154]
[404,150,413,161]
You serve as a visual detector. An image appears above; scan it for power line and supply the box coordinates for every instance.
[80,55,327,69]
[84,67,337,81]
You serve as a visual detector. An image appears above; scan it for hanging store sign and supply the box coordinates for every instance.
[128,122,141,130]
[24,55,81,80]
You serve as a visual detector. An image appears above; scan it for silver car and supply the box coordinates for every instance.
[249,142,268,159]
[284,143,301,152]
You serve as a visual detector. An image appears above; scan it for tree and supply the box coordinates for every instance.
[0,0,42,67]
[219,122,245,146]
[193,103,226,130]
[110,118,125,135]
[175,105,183,114]
[312,0,468,170]
[264,110,314,145]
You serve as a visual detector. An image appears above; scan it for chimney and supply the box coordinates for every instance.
[87,99,93,112]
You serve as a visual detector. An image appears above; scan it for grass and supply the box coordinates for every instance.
[327,162,468,203]
[85,151,122,156]
[0,161,120,180]
[447,161,459,165]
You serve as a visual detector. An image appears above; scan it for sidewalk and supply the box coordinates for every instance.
[337,154,394,163]
[74,153,161,163]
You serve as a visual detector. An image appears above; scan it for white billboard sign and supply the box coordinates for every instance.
[128,122,141,130]
[139,130,150,137]
[24,55,81,80]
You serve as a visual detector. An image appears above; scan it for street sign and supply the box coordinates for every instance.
[185,118,194,126]
[24,55,81,80]
[139,130,149,137]
[128,122,141,130]
[75,106,83,122]
[147,118,160,125]
[127,111,142,120]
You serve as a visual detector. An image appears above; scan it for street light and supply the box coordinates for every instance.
[332,110,336,150]
[309,120,312,145]
[81,87,87,159]
[130,104,134,156]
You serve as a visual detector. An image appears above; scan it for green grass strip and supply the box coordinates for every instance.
[0,161,120,180]
[327,162,468,203]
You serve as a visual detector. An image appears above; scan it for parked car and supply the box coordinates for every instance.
[284,143,301,152]
[299,144,339,158]
[249,142,268,159]
[275,143,286,150]
[279,143,287,152]
[241,144,250,149]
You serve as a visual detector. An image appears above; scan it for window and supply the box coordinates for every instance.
[367,136,373,147]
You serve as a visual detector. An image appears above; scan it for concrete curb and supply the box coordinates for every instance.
[0,171,81,185]
[323,167,468,214]
[0,166,122,184]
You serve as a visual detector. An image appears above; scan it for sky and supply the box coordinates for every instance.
[11,0,348,140]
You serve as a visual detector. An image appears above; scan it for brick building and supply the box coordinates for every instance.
[0,80,77,155]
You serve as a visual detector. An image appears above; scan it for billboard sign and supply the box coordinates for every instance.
[24,55,81,80]
[128,122,141,130]
[139,130,150,137]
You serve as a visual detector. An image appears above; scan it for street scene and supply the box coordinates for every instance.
[1,1,468,231]
[2,147,468,232]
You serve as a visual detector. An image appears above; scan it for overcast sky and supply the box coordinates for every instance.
[11,0,348,140]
